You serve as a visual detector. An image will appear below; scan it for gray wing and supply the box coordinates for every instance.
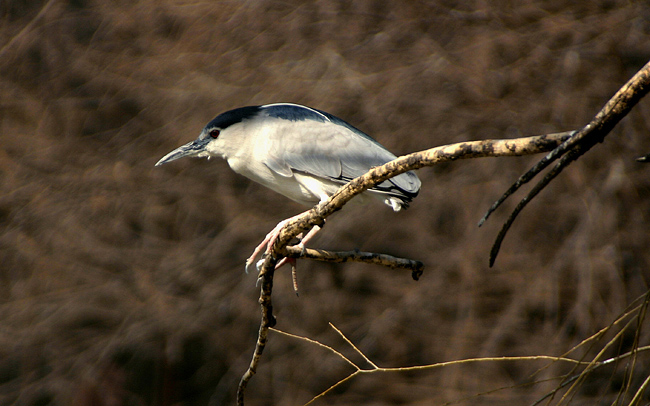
[263,115,421,198]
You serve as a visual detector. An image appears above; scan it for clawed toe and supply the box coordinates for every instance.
[245,219,289,273]
[246,219,324,297]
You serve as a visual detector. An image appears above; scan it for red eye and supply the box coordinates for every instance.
[209,129,220,138]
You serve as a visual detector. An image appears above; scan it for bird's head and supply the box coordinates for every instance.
[155,106,260,166]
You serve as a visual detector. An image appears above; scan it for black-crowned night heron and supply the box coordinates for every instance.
[156,103,421,271]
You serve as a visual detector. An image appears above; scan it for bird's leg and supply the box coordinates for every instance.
[273,223,322,295]
[269,257,299,295]
[296,224,321,249]
[246,215,325,296]
[245,214,318,272]
[245,217,292,273]
[291,261,299,296]
[246,214,326,273]
[273,223,322,270]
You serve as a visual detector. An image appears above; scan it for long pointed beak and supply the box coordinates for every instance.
[155,140,205,166]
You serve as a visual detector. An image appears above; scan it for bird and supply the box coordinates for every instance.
[155,103,421,272]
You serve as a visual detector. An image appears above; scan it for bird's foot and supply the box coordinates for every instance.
[245,216,320,273]
[245,219,290,274]
[254,256,298,295]
[246,220,323,297]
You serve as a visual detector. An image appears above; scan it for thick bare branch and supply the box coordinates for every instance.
[273,131,575,253]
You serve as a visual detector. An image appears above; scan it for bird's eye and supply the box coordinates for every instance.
[209,129,220,138]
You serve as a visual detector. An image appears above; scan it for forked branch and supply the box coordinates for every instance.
[269,304,649,406]
[237,60,650,405]
[237,130,574,405]
[481,60,650,266]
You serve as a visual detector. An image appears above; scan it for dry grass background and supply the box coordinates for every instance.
[1,0,650,405]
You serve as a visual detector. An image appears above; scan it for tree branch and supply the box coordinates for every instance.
[268,314,650,406]
[236,60,650,403]
[237,130,574,404]
[236,256,278,406]
[273,131,576,254]
[482,60,650,266]
[283,246,424,280]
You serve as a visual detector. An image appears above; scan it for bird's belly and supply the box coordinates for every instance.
[228,157,325,206]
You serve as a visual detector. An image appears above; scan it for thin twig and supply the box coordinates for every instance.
[557,315,639,406]
[477,131,577,227]
[532,294,650,406]
[488,140,593,266]
[294,324,621,406]
[628,373,650,406]
[269,322,650,406]
[270,327,359,369]
[329,322,378,369]
[620,291,649,406]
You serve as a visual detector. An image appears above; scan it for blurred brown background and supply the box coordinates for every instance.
[2,1,650,405]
